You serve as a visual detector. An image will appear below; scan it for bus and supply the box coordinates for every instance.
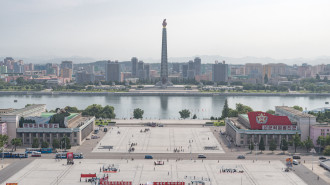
[55,152,83,159]
[31,151,42,157]
[0,152,28,158]
[25,148,53,154]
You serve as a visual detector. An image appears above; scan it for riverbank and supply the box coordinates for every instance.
[0,91,329,96]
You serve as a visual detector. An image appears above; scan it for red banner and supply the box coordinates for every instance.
[248,112,292,130]
[80,174,96,178]
[100,182,132,185]
[153,183,185,185]
[67,152,73,159]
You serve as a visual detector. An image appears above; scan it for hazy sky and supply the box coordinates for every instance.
[0,0,329,61]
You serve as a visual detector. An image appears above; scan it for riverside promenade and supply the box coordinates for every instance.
[0,90,329,97]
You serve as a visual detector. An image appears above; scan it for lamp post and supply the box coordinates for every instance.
[254,142,258,161]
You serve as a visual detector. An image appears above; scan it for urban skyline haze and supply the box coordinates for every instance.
[0,0,330,63]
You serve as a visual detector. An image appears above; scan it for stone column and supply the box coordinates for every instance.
[29,133,32,145]
[265,135,268,146]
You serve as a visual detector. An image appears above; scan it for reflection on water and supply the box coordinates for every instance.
[160,96,168,110]
[0,95,328,119]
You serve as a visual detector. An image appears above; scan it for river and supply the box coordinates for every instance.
[0,95,328,119]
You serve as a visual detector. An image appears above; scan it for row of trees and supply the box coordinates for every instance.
[221,100,253,119]
[316,135,330,155]
[1,135,22,151]
[82,104,116,119]
[132,108,197,120]
[248,133,316,154]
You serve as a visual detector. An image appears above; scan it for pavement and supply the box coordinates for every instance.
[1,159,307,185]
[1,125,330,185]
[92,127,224,154]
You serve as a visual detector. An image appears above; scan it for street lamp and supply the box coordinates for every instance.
[254,142,258,161]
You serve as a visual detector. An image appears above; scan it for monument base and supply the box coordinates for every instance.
[155,81,173,88]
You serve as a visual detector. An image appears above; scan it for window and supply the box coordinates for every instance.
[240,140,244,144]
[74,132,77,137]
[74,139,77,143]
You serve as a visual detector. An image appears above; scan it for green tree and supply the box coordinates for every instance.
[326,135,330,145]
[236,103,253,114]
[179,109,190,119]
[281,139,288,153]
[248,140,254,153]
[221,99,230,119]
[192,114,197,119]
[16,77,25,85]
[49,111,70,128]
[259,137,265,153]
[133,108,144,119]
[52,139,60,149]
[293,106,303,112]
[323,145,330,156]
[0,134,9,148]
[101,105,116,119]
[32,138,39,148]
[292,132,301,153]
[303,136,314,152]
[317,136,326,149]
[228,109,238,117]
[64,106,80,113]
[41,141,49,148]
[316,74,321,81]
[60,137,71,149]
[266,110,275,115]
[264,74,268,84]
[11,138,22,151]
[269,139,277,152]
[82,104,103,118]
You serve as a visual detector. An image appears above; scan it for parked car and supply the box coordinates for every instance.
[145,155,153,159]
[319,156,326,160]
[86,137,91,140]
[237,155,245,159]
[104,128,108,132]
[198,154,206,158]
[99,125,104,127]
[293,155,301,159]
[293,160,299,165]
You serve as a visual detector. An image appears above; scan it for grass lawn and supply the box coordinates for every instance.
[213,120,225,126]
[95,120,112,125]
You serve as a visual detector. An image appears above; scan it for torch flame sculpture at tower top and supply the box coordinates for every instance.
[156,19,173,87]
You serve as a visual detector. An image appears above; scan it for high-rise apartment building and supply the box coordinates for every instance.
[60,68,72,80]
[182,64,188,78]
[212,61,228,83]
[194,57,201,75]
[106,61,120,82]
[131,57,138,77]
[263,63,286,79]
[60,61,73,70]
[172,63,180,73]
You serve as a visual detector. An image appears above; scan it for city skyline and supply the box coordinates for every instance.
[0,0,330,62]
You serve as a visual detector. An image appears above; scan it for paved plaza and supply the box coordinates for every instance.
[93,127,224,154]
[2,159,307,185]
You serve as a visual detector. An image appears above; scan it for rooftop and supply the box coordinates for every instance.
[312,123,330,127]
[3,104,45,116]
[276,106,315,118]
